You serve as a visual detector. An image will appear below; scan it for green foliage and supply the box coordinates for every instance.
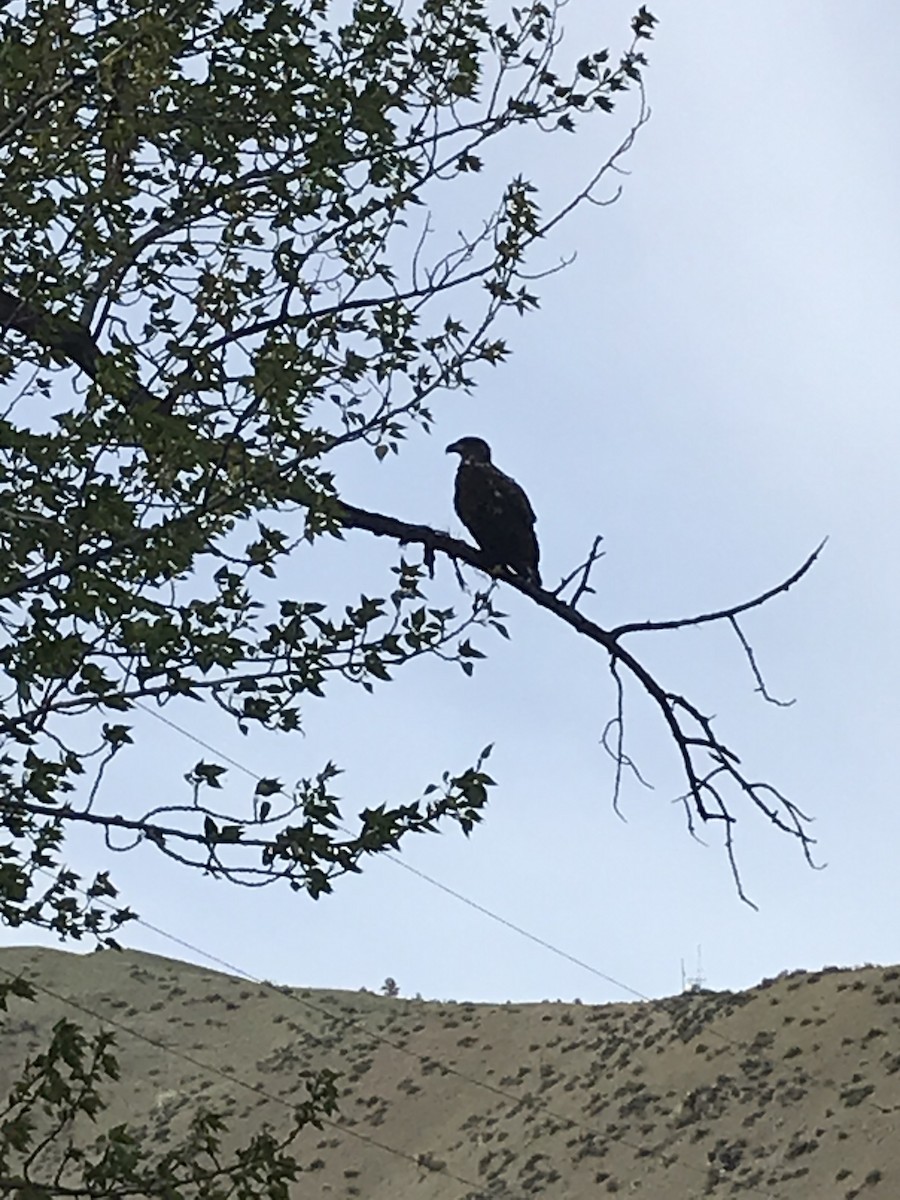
[0,1,654,1194]
[0,974,36,1009]
[0,1012,339,1199]
[0,2,824,1182]
[0,0,653,935]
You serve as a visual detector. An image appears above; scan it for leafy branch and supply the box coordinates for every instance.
[0,1007,338,1200]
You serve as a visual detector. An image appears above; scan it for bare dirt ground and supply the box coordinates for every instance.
[1,946,898,1199]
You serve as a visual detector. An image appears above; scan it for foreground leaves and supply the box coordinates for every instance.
[0,1012,339,1200]
[0,0,651,928]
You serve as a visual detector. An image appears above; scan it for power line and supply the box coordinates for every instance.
[9,701,780,1198]
[121,905,778,1191]
[127,702,782,1181]
[0,961,490,1200]
[384,853,649,1001]
[1,937,781,1200]
[99,905,669,1151]
[26,832,777,1196]
[138,698,753,1060]
[138,700,649,1001]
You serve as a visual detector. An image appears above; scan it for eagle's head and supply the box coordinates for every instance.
[446,436,492,465]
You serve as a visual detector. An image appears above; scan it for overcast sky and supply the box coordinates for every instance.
[5,1,900,1007]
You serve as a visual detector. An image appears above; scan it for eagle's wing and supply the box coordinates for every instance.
[454,461,541,585]
[492,466,537,527]
[456,463,534,532]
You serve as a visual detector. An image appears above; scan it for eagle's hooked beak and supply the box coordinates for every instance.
[445,440,461,455]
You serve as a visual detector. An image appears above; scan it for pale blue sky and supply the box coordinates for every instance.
[5,2,900,1005]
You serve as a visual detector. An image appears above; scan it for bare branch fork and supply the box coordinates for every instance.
[553,533,605,606]
[339,502,825,903]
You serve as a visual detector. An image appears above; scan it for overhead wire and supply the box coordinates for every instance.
[14,697,783,1200]
[0,8,775,1196]
[1,924,781,1200]
[139,700,650,1001]
[0,960,491,1200]
[6,576,769,1200]
[100,899,785,1193]
[128,702,781,1169]
[138,698,756,1058]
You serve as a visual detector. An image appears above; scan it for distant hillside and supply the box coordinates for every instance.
[1,946,898,1198]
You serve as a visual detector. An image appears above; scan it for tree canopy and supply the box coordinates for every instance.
[0,0,661,940]
[0,0,825,1192]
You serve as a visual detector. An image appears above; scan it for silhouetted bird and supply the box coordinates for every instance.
[446,436,541,586]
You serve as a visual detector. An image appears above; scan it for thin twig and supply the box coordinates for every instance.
[553,533,605,606]
[729,615,795,707]
[609,539,827,638]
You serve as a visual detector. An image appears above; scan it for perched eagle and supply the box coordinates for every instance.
[446,436,541,586]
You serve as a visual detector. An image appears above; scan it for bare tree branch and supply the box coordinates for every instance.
[338,501,823,901]
[553,533,605,606]
[608,539,827,637]
[601,657,654,823]
[729,615,795,707]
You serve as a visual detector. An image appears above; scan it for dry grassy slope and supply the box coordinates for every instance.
[1,947,899,1200]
